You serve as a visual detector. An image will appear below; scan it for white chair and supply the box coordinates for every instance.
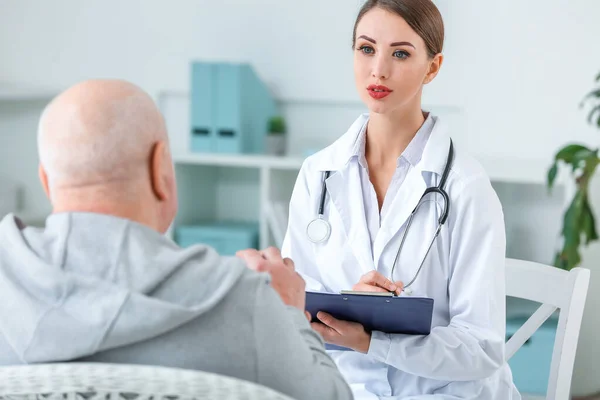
[505,258,591,400]
[0,363,294,400]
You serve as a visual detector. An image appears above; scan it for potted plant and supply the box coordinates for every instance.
[547,72,600,270]
[266,116,287,156]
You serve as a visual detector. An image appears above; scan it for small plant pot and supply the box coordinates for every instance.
[266,134,286,156]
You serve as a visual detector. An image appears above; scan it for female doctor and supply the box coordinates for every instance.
[281,0,520,399]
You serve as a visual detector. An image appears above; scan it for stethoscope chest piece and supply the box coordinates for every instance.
[307,216,331,244]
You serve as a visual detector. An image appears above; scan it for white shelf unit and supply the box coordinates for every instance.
[171,151,570,250]
[173,153,304,248]
[174,152,562,185]
[174,153,304,171]
[172,153,302,249]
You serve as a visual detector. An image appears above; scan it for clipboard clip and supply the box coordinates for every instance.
[339,290,397,297]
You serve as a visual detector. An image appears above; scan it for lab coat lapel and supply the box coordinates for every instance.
[373,165,427,268]
[373,116,452,268]
[327,162,374,275]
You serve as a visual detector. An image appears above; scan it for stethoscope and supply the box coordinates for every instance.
[306,140,454,295]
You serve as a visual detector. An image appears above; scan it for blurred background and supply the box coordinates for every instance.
[1,0,599,398]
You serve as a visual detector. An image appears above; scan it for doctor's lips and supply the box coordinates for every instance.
[367,84,393,100]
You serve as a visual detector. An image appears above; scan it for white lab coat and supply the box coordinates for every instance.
[282,114,521,400]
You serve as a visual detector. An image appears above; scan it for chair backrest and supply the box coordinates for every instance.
[0,363,295,400]
[505,258,591,400]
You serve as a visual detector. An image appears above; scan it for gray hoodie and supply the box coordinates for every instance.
[0,212,352,400]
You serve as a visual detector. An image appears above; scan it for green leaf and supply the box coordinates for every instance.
[587,105,600,126]
[562,192,583,247]
[555,247,580,271]
[573,149,599,174]
[584,89,600,101]
[583,155,600,177]
[268,116,286,134]
[553,146,597,174]
[547,163,558,190]
[558,190,600,270]
[582,198,599,244]
[554,251,574,270]
[555,144,592,164]
[564,244,582,270]
[553,252,564,269]
[596,71,600,82]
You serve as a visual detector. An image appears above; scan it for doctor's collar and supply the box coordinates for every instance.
[311,113,452,178]
[345,113,438,170]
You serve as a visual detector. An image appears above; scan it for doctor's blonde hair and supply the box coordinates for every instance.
[353,0,445,58]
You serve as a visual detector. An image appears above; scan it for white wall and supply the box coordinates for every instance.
[2,0,600,159]
[0,100,51,223]
[1,0,600,395]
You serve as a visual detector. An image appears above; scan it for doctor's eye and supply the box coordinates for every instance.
[393,50,410,59]
[358,45,375,55]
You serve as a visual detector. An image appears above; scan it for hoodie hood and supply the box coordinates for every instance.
[0,212,247,363]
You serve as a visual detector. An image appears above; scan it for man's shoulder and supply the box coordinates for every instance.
[177,246,271,303]
[220,257,272,304]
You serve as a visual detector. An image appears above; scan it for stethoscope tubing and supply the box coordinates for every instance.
[307,140,454,292]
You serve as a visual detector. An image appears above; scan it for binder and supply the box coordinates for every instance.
[190,63,215,153]
[306,291,434,336]
[190,62,278,154]
[214,63,242,153]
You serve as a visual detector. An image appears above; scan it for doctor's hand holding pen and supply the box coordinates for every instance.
[352,270,404,296]
[310,271,405,353]
[236,247,312,321]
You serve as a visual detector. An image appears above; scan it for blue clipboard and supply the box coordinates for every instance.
[306,291,434,336]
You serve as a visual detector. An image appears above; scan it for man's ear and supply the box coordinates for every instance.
[39,164,50,199]
[424,53,444,85]
[150,141,169,201]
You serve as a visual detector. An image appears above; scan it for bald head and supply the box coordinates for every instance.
[38,79,168,188]
[37,79,177,233]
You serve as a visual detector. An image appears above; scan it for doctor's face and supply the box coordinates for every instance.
[353,7,441,115]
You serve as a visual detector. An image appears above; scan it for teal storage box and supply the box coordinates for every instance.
[190,61,278,154]
[190,63,215,153]
[175,222,259,256]
[506,317,558,395]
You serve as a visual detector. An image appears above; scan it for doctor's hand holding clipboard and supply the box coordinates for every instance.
[309,271,404,353]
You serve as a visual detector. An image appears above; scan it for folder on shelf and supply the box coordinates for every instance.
[190,62,278,154]
[190,63,216,153]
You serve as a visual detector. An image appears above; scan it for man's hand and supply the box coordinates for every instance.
[237,247,306,311]
[352,270,404,296]
[311,312,371,353]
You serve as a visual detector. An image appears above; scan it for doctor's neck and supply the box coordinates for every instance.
[365,106,426,165]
